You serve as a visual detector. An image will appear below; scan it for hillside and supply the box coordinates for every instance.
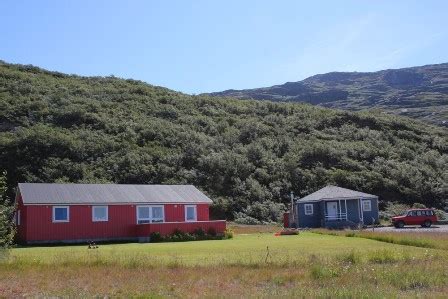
[0,61,447,222]
[208,63,448,127]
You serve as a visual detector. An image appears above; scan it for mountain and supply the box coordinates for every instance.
[208,63,448,127]
[0,61,447,222]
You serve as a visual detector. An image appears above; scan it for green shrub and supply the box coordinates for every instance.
[149,232,163,243]
[207,227,217,237]
[193,228,206,240]
[224,228,234,239]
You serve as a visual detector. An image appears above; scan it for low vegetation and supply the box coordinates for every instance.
[313,229,448,250]
[0,171,14,248]
[1,61,447,223]
[1,233,448,297]
[149,227,233,242]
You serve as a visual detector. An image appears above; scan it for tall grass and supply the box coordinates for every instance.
[2,250,446,297]
[313,229,448,250]
[1,233,448,297]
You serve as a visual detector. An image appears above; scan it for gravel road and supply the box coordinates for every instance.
[372,224,448,233]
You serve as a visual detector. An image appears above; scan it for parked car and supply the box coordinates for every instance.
[392,209,438,228]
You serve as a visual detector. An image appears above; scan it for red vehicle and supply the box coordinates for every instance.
[392,209,437,228]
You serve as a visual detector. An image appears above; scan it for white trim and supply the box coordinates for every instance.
[136,205,165,224]
[299,196,378,203]
[304,203,314,215]
[92,206,108,222]
[52,206,70,223]
[344,200,348,220]
[22,201,211,206]
[137,220,225,225]
[185,205,197,222]
[362,200,372,212]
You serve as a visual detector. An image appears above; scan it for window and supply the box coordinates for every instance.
[185,205,197,221]
[151,206,164,223]
[416,210,422,216]
[137,205,164,224]
[408,210,417,216]
[92,206,108,222]
[16,210,20,226]
[362,200,372,212]
[53,206,69,222]
[304,204,313,215]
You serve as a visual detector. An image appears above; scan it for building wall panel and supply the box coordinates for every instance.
[21,202,212,243]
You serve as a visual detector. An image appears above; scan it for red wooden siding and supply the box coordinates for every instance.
[17,202,214,243]
[283,212,289,228]
[164,203,209,222]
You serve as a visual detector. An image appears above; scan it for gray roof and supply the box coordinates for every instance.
[298,186,377,202]
[18,183,213,205]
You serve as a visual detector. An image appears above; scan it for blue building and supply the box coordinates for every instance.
[295,186,379,228]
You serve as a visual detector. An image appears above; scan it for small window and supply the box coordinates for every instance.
[362,200,372,212]
[416,210,422,216]
[53,206,69,222]
[92,206,108,222]
[304,204,313,215]
[185,205,197,221]
[16,210,21,226]
[137,206,164,224]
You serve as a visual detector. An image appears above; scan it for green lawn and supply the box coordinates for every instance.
[7,232,445,267]
[2,232,448,297]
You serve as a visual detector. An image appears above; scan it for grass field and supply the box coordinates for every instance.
[313,228,448,250]
[1,231,448,297]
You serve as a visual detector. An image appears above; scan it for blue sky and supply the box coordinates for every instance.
[1,1,447,94]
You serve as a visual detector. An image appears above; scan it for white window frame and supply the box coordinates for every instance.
[185,205,197,222]
[136,205,165,224]
[92,206,108,222]
[52,206,70,223]
[362,200,372,212]
[17,210,21,226]
[304,204,314,215]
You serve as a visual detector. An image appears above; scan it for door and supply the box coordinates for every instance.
[406,210,418,225]
[326,202,338,219]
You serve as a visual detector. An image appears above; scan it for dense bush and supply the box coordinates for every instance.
[149,228,227,243]
[0,172,14,248]
[0,61,447,223]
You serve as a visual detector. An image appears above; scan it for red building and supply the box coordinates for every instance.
[15,183,226,244]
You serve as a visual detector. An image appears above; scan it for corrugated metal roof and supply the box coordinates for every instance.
[298,185,378,202]
[18,183,213,205]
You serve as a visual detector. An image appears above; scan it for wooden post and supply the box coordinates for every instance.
[290,191,295,228]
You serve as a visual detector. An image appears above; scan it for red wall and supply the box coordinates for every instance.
[17,203,211,243]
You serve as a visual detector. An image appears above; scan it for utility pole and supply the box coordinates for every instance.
[290,191,295,228]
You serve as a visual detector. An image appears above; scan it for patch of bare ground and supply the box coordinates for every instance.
[228,223,282,234]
